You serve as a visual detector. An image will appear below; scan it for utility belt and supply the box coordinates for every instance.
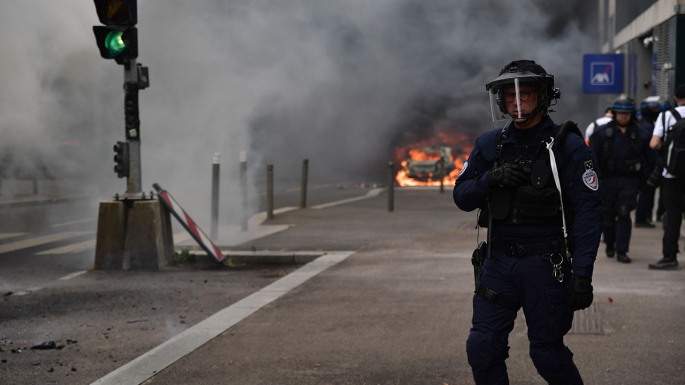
[490,237,564,258]
[471,237,566,311]
[601,158,641,176]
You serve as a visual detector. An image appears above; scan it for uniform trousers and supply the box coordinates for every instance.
[466,246,583,385]
[661,178,685,256]
[599,175,639,253]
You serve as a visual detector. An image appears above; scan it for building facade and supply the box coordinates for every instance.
[600,0,685,105]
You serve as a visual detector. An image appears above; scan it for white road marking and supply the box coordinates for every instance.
[13,286,42,296]
[0,232,27,240]
[51,218,96,228]
[91,251,354,385]
[311,188,382,209]
[0,232,93,255]
[36,240,96,255]
[58,270,88,280]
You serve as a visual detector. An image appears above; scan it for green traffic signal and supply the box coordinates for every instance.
[93,26,137,64]
[93,0,137,65]
[104,30,126,57]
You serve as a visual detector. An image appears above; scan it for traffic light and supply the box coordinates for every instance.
[93,0,138,65]
[113,141,130,178]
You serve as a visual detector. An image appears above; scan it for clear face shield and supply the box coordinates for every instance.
[486,68,554,124]
[489,77,524,124]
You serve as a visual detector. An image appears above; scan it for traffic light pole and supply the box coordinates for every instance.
[124,59,142,198]
[93,0,173,271]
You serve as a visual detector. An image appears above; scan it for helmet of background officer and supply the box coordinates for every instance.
[485,60,560,125]
[640,96,662,123]
[611,96,636,128]
[658,99,671,112]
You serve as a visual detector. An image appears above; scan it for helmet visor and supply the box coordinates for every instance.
[489,77,526,121]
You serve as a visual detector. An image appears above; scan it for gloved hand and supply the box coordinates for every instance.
[487,163,530,189]
[566,275,593,310]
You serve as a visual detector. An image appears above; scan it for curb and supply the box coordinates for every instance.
[182,250,326,265]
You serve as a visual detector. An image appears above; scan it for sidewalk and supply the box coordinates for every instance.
[2,188,684,385]
[106,189,685,384]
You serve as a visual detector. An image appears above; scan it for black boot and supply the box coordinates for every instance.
[606,245,615,258]
[617,253,631,263]
[648,255,679,270]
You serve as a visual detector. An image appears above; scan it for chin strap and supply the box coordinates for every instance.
[509,108,545,122]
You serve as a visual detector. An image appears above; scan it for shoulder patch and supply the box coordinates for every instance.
[458,161,468,177]
[584,160,594,171]
[582,169,599,191]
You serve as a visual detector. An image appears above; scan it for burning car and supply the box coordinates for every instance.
[402,147,455,182]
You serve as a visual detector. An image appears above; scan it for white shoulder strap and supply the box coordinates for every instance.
[545,137,571,259]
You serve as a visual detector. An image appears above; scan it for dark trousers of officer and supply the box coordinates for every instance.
[661,178,685,256]
[466,248,582,385]
[635,188,655,223]
[599,176,639,253]
[657,189,666,220]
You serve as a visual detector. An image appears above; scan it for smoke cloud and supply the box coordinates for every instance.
[0,0,599,227]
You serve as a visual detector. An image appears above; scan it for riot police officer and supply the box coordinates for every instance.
[454,60,602,384]
[635,96,663,227]
[589,97,653,263]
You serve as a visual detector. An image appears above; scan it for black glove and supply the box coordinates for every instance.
[487,163,530,188]
[566,275,593,310]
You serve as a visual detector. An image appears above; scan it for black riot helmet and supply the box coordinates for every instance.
[640,96,661,123]
[485,60,560,121]
[612,96,636,113]
[611,96,637,123]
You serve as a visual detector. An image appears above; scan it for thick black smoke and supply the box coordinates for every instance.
[0,0,599,227]
[242,1,600,181]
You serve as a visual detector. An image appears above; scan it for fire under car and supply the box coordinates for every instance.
[401,146,456,182]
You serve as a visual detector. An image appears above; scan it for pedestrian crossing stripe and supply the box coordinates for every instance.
[0,232,92,255]
[36,239,96,255]
[0,230,202,255]
[0,232,27,241]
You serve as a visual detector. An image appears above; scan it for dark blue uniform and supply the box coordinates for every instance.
[589,121,653,254]
[635,119,659,224]
[454,116,602,384]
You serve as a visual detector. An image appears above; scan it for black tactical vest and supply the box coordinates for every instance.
[599,122,642,176]
[480,128,564,226]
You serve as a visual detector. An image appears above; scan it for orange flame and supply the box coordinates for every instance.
[394,128,473,187]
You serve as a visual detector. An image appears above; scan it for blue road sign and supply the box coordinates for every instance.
[583,54,624,94]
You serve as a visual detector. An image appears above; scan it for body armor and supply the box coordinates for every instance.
[599,122,642,176]
[480,129,564,226]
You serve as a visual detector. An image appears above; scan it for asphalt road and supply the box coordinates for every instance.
[0,181,375,294]
[1,187,683,385]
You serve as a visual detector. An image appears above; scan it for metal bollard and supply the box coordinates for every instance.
[240,151,248,232]
[267,164,274,219]
[300,158,308,209]
[439,158,445,194]
[211,153,220,240]
[388,161,394,212]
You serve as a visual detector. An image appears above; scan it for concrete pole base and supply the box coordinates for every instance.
[94,198,174,270]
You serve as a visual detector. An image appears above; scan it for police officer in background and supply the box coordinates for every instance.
[634,96,663,227]
[454,60,602,384]
[589,97,653,263]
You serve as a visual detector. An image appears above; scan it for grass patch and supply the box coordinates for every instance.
[170,250,197,265]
